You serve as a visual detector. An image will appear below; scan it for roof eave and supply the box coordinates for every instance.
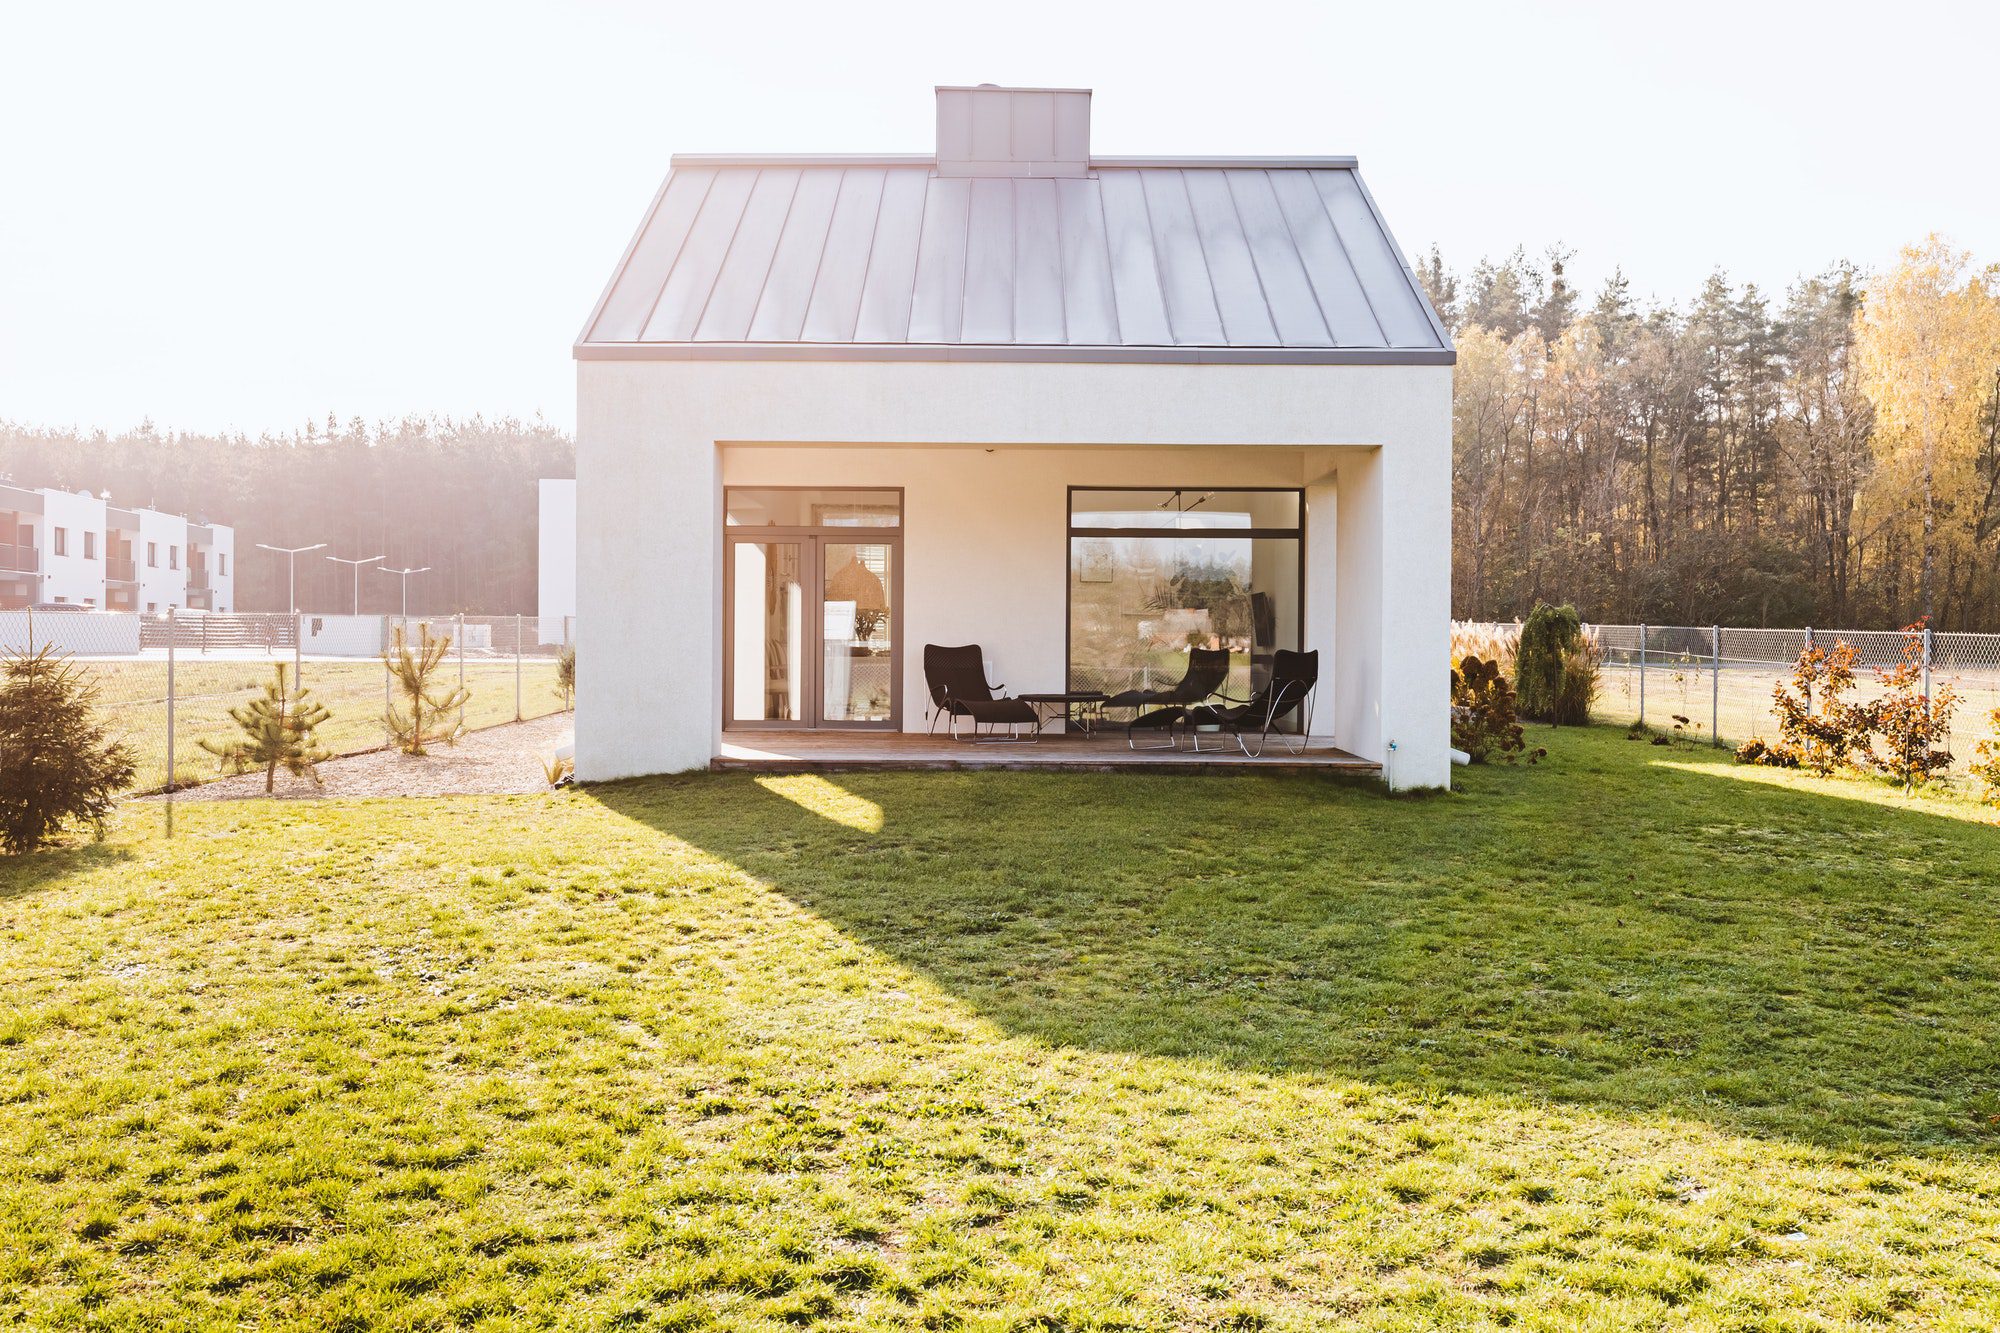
[664,152,1362,171]
[573,342,1455,367]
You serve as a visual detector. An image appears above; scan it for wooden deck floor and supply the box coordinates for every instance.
[713,729,1380,775]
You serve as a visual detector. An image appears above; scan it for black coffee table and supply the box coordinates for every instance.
[1019,691,1109,736]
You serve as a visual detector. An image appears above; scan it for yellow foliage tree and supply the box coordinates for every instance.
[1853,235,2000,619]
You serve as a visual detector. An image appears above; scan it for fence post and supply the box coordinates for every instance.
[457,612,466,730]
[1711,625,1721,746]
[165,608,175,839]
[1921,624,1933,705]
[1637,623,1647,726]
[293,611,302,699]
[514,613,522,723]
[383,616,394,739]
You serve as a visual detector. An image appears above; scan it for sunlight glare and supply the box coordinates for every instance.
[754,775,884,832]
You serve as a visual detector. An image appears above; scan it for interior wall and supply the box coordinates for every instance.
[721,444,1315,731]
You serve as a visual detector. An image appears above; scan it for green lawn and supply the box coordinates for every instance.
[2,729,1997,1330]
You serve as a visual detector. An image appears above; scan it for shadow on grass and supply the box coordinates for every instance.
[0,839,136,903]
[589,728,2000,1152]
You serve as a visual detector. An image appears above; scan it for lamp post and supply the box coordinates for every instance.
[378,565,431,618]
[255,542,327,613]
[325,553,383,614]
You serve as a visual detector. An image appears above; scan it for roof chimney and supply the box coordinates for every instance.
[935,84,1091,178]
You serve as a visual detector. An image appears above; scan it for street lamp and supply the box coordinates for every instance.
[325,553,383,615]
[378,565,431,618]
[255,542,327,613]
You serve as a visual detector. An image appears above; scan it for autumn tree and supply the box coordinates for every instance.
[1854,236,2000,622]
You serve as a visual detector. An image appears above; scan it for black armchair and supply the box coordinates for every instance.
[1184,649,1319,756]
[924,644,1041,742]
[1104,647,1231,749]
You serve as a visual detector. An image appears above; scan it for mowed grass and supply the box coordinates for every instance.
[81,657,567,791]
[1,729,1997,1330]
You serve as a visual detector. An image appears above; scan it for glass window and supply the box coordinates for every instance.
[1069,489,1300,531]
[83,531,96,559]
[725,489,901,528]
[53,527,67,556]
[1067,489,1302,702]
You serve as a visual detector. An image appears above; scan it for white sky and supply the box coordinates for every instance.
[3,0,1994,437]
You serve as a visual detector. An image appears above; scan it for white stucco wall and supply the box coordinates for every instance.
[538,478,576,646]
[137,510,188,612]
[206,525,235,612]
[37,489,107,606]
[576,359,1451,789]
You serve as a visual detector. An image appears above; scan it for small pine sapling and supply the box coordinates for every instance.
[383,623,471,756]
[555,643,575,710]
[1867,620,1957,791]
[199,663,332,792]
[0,645,136,853]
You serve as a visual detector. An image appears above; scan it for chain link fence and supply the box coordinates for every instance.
[7,609,573,802]
[1475,620,2000,766]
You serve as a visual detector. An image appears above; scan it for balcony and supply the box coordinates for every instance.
[186,587,215,610]
[188,569,211,591]
[0,543,39,574]
[107,555,137,582]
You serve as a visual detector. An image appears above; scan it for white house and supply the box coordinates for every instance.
[538,478,576,646]
[573,84,1454,788]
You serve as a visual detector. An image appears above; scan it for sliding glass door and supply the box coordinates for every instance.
[725,490,901,730]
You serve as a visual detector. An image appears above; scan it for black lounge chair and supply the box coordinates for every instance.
[924,644,1041,742]
[1184,648,1319,756]
[1103,647,1231,749]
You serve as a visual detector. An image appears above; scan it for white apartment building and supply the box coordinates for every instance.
[0,482,233,612]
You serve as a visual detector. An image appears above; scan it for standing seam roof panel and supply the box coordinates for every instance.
[799,168,886,341]
[1095,171,1173,345]
[694,168,803,341]
[1182,170,1280,345]
[907,177,972,343]
[640,169,758,341]
[588,168,716,342]
[1012,178,1066,344]
[1054,176,1121,344]
[850,169,930,341]
[959,178,1016,343]
[1223,171,1335,346]
[1136,170,1226,346]
[747,169,846,342]
[1266,171,1388,347]
[1311,170,1436,347]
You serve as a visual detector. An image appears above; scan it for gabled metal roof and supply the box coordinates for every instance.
[576,93,1451,366]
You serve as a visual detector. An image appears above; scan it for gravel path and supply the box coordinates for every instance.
[160,714,574,801]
